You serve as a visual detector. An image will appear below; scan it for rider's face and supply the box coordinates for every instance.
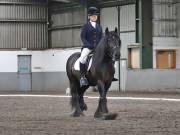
[89,15,98,22]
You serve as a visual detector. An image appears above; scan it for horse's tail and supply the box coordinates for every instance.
[66,52,80,109]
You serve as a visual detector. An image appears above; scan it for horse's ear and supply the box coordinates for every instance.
[105,27,109,35]
[115,27,118,34]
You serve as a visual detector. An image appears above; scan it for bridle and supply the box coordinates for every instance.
[105,35,120,62]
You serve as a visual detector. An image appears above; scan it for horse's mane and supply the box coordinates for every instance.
[93,35,107,65]
[93,30,120,69]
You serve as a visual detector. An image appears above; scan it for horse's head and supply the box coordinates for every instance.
[105,27,121,61]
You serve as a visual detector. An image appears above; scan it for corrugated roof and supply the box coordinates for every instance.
[51,0,70,2]
[50,0,136,8]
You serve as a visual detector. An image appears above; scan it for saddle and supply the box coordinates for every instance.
[74,53,93,71]
[73,52,119,81]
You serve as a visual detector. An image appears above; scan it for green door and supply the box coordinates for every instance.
[18,55,32,91]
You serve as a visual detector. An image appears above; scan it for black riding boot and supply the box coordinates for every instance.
[80,62,88,87]
[112,78,118,81]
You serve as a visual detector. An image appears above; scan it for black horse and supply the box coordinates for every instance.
[66,27,121,119]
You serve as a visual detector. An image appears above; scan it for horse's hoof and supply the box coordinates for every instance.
[94,111,102,118]
[94,112,118,120]
[70,112,84,117]
[71,112,80,117]
[102,113,118,120]
[80,103,88,111]
[71,110,84,117]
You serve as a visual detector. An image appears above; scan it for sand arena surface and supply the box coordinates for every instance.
[0,92,180,135]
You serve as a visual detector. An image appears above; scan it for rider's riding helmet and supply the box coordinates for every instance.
[88,7,99,16]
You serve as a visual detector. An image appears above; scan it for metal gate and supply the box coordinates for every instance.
[18,55,32,91]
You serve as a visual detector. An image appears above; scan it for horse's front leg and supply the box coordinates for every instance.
[94,80,118,120]
[94,80,108,118]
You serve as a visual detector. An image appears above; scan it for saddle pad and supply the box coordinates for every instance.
[74,57,93,71]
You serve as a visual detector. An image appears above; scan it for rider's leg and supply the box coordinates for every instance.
[79,48,92,87]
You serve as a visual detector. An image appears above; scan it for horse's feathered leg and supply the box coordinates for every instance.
[70,81,84,117]
[94,80,108,118]
[78,86,88,111]
[94,81,118,120]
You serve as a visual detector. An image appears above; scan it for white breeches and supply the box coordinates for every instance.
[79,48,92,64]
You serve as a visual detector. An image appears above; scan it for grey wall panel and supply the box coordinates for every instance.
[0,5,46,20]
[51,7,86,27]
[1,70,180,92]
[178,2,180,38]
[0,23,47,49]
[50,6,85,48]
[126,69,180,92]
[153,0,174,3]
[120,32,136,58]
[153,0,177,37]
[51,29,73,48]
[119,4,136,58]
[0,73,18,91]
[120,4,135,32]
[100,7,118,31]
[0,0,46,3]
[32,72,68,91]
[100,5,135,33]
[51,28,81,48]
[0,72,68,92]
[51,12,73,27]
[72,28,81,47]
[0,0,47,49]
[153,21,177,37]
[153,3,176,19]
[72,8,86,25]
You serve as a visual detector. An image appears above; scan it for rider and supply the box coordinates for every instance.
[79,7,102,87]
[79,7,119,87]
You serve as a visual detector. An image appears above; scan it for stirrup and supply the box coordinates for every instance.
[80,76,88,87]
[112,78,118,81]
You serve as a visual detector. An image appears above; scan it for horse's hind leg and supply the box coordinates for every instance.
[70,81,84,117]
[79,86,88,111]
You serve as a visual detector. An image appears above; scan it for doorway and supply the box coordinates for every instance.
[18,55,32,91]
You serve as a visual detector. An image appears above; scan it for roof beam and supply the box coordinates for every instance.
[98,0,136,7]
[69,0,87,5]
[52,0,70,3]
[68,0,99,7]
